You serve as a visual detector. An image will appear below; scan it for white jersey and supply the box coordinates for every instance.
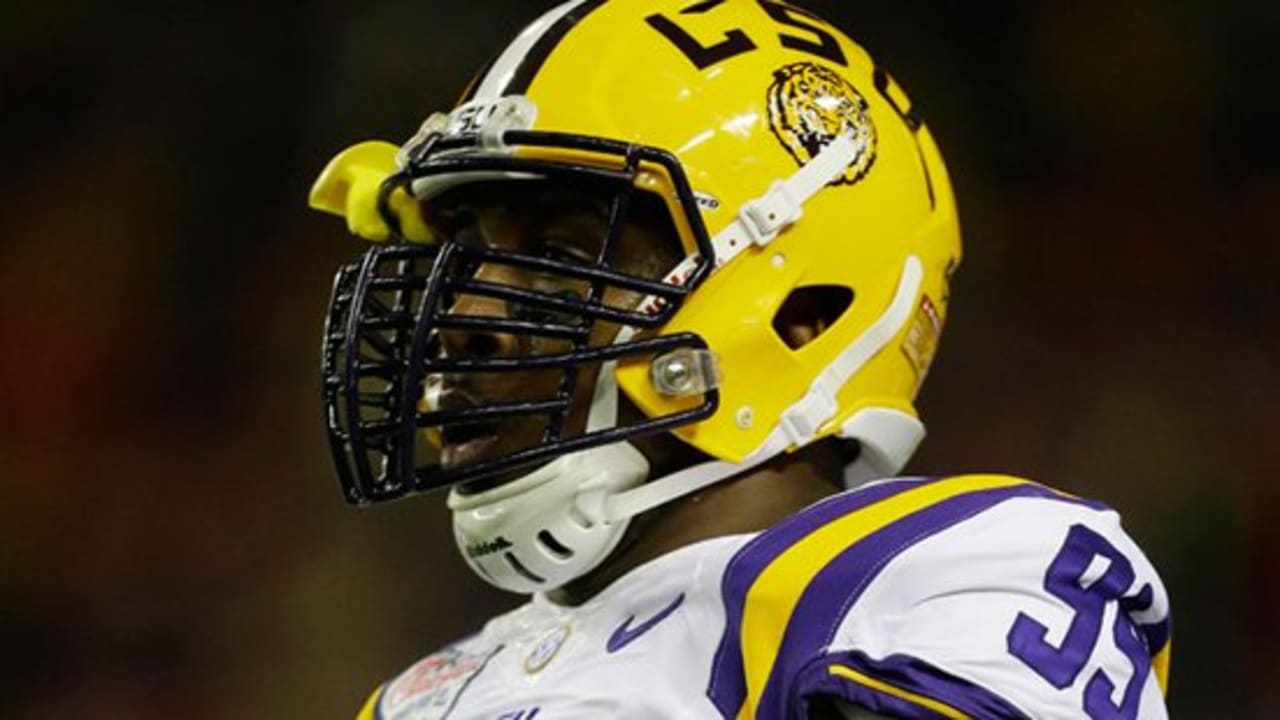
[357,475,1171,720]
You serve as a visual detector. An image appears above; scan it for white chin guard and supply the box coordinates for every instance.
[447,442,649,595]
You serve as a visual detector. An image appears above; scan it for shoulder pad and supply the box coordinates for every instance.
[706,475,1170,719]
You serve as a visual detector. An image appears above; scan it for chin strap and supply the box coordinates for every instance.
[638,132,865,317]
[595,255,925,525]
[585,328,635,432]
[715,132,864,262]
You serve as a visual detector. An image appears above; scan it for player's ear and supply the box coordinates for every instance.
[771,286,856,350]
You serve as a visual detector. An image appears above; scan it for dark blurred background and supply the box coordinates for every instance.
[2,0,1276,717]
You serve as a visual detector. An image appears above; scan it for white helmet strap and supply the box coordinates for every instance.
[648,131,863,301]
[600,254,924,524]
[719,131,863,255]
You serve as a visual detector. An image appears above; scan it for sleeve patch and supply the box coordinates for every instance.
[378,645,499,720]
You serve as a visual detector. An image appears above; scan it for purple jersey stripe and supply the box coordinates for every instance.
[1123,583,1172,656]
[1141,619,1172,656]
[706,477,935,717]
[797,650,1032,720]
[755,483,1075,719]
[708,477,1113,719]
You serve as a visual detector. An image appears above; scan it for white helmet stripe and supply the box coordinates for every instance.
[473,0,599,100]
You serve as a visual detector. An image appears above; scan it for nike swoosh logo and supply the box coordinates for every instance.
[606,593,686,654]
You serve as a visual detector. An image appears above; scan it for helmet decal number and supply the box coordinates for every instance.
[646,0,849,71]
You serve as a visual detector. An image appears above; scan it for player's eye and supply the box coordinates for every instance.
[535,236,596,267]
[445,208,485,248]
[511,287,584,327]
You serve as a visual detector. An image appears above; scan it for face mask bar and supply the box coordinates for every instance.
[323,130,719,505]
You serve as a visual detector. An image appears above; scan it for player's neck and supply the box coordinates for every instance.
[546,442,846,606]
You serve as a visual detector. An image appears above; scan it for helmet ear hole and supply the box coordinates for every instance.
[771,285,855,350]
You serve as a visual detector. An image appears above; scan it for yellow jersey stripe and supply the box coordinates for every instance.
[736,474,1030,717]
[355,684,383,720]
[1152,642,1171,696]
[827,664,971,720]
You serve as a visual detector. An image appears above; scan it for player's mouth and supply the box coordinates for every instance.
[440,419,500,468]
[435,386,502,469]
[430,369,575,489]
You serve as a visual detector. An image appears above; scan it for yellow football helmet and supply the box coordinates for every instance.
[312,0,960,593]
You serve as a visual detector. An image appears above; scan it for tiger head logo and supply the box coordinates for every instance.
[767,62,877,186]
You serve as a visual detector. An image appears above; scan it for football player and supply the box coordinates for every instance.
[310,1,1172,718]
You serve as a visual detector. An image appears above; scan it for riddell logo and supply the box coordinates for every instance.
[465,536,514,559]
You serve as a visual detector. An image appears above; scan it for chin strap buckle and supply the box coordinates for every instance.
[739,180,804,247]
[779,367,841,447]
